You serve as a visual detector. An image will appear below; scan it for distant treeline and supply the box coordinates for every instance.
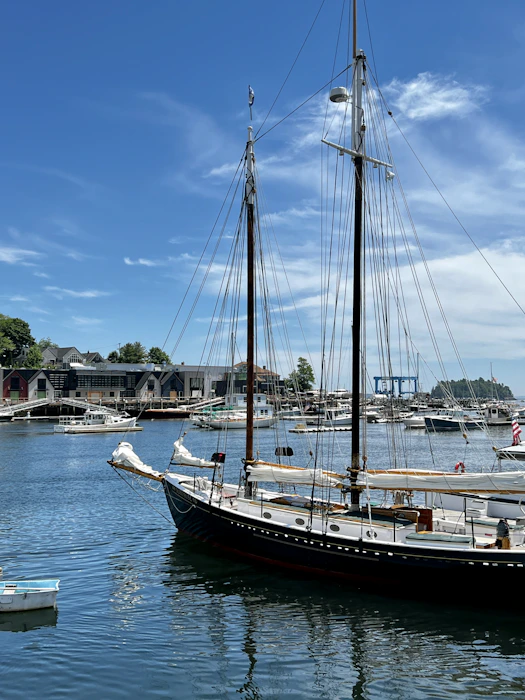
[430,377,514,400]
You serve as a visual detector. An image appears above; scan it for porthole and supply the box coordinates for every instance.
[329,524,340,532]
[263,512,272,519]
[296,518,305,525]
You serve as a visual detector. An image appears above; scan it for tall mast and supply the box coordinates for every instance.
[245,125,256,498]
[321,0,392,508]
[350,1,365,508]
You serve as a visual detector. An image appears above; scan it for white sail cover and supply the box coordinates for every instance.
[247,464,342,488]
[111,442,160,478]
[358,469,525,493]
[171,435,216,468]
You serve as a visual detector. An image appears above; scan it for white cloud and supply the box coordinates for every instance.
[0,246,42,264]
[44,286,111,299]
[385,72,488,121]
[72,316,103,326]
[34,271,50,279]
[124,256,160,267]
[9,295,29,302]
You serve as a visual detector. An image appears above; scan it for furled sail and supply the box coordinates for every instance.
[247,462,344,488]
[358,469,525,493]
[111,442,163,480]
[171,434,216,468]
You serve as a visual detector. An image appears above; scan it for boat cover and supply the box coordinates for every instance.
[357,469,525,493]
[171,435,216,468]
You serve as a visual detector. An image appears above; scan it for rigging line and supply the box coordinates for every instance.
[255,0,327,139]
[322,0,347,136]
[110,465,175,527]
[367,66,525,319]
[160,152,245,354]
[254,64,352,144]
[362,0,379,86]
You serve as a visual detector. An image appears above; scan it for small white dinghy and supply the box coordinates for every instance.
[0,579,60,613]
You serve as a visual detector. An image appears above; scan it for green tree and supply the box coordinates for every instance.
[0,332,15,366]
[287,357,315,392]
[24,345,43,369]
[37,337,59,351]
[0,315,35,364]
[119,342,147,364]
[148,346,171,364]
[107,350,120,363]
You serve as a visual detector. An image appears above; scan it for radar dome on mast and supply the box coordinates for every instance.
[329,87,350,103]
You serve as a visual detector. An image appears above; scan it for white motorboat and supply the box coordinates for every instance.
[55,409,140,434]
[0,579,60,612]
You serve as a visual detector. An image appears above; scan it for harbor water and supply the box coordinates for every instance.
[1,419,525,699]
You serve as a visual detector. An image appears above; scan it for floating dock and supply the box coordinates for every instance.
[289,425,352,433]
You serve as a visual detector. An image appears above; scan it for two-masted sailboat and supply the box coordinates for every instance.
[109,2,525,596]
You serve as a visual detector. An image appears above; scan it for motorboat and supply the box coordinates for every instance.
[55,409,140,434]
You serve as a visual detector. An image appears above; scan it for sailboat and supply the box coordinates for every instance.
[109,2,525,596]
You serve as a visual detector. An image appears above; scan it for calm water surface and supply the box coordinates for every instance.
[1,419,525,699]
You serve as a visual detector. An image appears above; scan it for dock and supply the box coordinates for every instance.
[289,425,352,433]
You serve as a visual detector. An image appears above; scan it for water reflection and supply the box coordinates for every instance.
[160,532,525,699]
[0,606,58,633]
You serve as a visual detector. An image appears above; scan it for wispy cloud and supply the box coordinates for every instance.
[124,256,160,267]
[0,246,42,264]
[44,286,111,299]
[34,271,51,279]
[0,163,101,198]
[9,295,29,302]
[72,316,103,326]
[124,254,195,267]
[385,72,488,121]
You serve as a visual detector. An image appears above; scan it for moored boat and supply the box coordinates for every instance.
[0,580,60,613]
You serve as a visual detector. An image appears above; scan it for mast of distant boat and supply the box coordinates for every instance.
[245,124,256,497]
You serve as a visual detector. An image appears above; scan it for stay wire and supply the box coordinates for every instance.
[367,66,525,319]
[255,0,327,139]
[255,64,352,144]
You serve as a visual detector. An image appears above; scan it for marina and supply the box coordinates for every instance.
[2,0,525,698]
[2,419,525,698]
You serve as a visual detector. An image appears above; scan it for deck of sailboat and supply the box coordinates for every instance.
[166,471,525,555]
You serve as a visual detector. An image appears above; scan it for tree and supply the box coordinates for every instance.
[24,345,43,369]
[287,357,315,392]
[148,346,171,364]
[0,315,35,365]
[37,337,59,351]
[0,332,15,366]
[107,350,120,363]
[119,342,147,364]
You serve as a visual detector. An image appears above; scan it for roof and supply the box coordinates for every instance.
[233,361,279,377]
[42,347,79,361]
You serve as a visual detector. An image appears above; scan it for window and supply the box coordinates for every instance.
[10,377,20,390]
[68,353,82,364]
[37,378,46,391]
[110,392,115,397]
[263,512,272,519]
[329,524,340,532]
[295,518,305,526]
[76,392,81,397]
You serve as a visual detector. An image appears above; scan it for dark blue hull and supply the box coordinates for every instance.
[163,479,525,596]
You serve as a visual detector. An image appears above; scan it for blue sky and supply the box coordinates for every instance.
[2,1,525,392]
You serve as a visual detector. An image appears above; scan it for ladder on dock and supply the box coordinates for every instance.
[0,398,52,417]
